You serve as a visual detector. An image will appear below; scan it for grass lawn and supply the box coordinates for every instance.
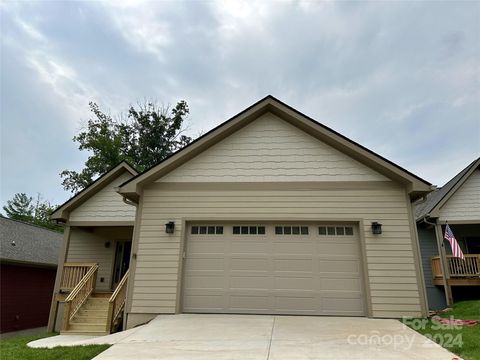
[0,333,110,360]
[408,300,480,360]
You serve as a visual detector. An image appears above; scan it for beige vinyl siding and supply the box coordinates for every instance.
[439,169,480,222]
[158,113,390,183]
[131,184,422,318]
[69,171,136,222]
[66,227,116,291]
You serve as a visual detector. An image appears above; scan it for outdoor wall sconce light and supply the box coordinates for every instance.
[104,241,111,248]
[165,221,175,234]
[371,222,382,235]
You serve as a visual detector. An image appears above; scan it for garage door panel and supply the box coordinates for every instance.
[273,241,315,254]
[274,276,314,290]
[184,274,224,289]
[231,240,269,254]
[275,295,317,311]
[317,259,361,273]
[188,241,226,254]
[229,295,270,310]
[231,257,269,271]
[317,242,359,255]
[321,277,362,291]
[186,257,224,271]
[183,223,366,316]
[274,258,314,272]
[323,297,364,313]
[230,275,271,289]
[183,294,224,310]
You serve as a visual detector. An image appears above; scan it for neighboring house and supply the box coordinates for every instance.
[49,96,433,335]
[416,157,480,311]
[0,217,62,333]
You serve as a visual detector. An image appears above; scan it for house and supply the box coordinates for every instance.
[0,217,62,333]
[48,96,433,335]
[416,157,480,310]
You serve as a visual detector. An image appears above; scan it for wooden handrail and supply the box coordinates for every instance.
[62,264,98,331]
[431,255,480,279]
[106,269,129,333]
[60,263,98,292]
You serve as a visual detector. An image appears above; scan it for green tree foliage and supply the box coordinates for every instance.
[2,193,62,231]
[60,100,192,193]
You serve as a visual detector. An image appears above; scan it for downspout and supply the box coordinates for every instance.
[423,216,452,307]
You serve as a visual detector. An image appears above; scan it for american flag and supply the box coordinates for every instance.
[444,224,465,260]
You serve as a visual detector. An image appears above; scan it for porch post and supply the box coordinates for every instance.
[47,224,71,332]
[434,224,453,306]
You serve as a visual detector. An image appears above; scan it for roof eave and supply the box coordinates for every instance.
[118,96,431,196]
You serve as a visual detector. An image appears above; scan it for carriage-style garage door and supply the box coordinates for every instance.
[182,223,366,316]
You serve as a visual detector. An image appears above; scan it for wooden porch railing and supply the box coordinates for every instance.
[106,269,129,333]
[432,255,480,279]
[62,264,98,331]
[60,263,98,292]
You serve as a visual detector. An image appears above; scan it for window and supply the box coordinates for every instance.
[191,225,224,235]
[233,225,266,235]
[275,226,309,235]
[319,226,354,236]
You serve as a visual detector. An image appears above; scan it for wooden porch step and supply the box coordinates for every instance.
[68,322,107,332]
[61,329,109,336]
[77,309,109,316]
[73,315,108,323]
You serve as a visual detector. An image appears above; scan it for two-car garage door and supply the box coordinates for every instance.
[182,223,366,316]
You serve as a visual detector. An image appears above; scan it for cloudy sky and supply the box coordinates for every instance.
[1,0,479,207]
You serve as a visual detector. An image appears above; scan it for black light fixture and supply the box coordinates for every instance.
[165,221,175,234]
[371,222,382,235]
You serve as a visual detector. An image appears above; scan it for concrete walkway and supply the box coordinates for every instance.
[29,315,459,359]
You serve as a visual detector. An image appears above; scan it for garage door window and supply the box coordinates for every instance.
[318,226,354,236]
[191,226,224,235]
[233,226,266,235]
[275,226,309,235]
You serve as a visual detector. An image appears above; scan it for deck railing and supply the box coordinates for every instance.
[432,254,480,279]
[106,269,129,333]
[60,263,98,292]
[62,264,98,331]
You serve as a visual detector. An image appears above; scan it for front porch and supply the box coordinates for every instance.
[49,225,133,335]
[431,254,480,286]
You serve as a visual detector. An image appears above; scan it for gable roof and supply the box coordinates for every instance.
[0,217,63,267]
[415,157,480,221]
[118,95,431,201]
[51,161,138,222]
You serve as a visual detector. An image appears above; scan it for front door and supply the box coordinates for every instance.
[112,241,131,290]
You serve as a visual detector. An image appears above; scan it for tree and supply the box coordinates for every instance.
[60,100,192,193]
[2,193,62,231]
[3,193,33,222]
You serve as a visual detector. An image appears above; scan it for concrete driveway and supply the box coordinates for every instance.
[93,314,457,360]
